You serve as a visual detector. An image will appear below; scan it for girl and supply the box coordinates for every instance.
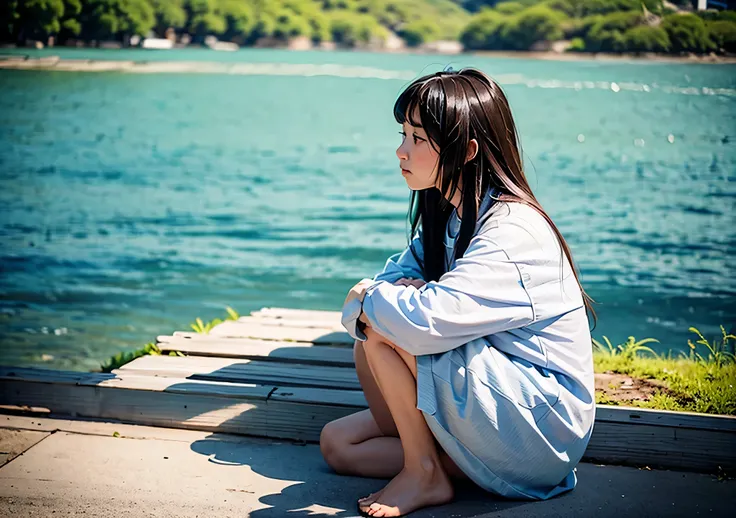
[319,67,596,517]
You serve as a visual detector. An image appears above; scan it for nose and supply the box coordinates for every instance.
[396,141,408,161]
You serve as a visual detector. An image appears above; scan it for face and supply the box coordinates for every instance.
[396,109,441,191]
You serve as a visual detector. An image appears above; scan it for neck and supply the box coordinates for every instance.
[445,184,463,218]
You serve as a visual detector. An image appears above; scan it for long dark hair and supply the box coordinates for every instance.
[393,67,596,327]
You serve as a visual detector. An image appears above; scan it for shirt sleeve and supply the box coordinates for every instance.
[341,229,425,341]
[359,234,535,356]
[371,228,425,284]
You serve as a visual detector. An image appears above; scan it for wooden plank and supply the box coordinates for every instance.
[237,315,345,331]
[595,405,736,433]
[155,337,736,434]
[114,355,361,390]
[0,366,363,442]
[586,421,736,472]
[1,366,734,472]
[251,308,342,323]
[156,335,354,367]
[208,320,353,345]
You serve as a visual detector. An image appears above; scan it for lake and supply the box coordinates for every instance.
[0,48,733,371]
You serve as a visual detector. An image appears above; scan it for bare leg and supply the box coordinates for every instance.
[358,327,454,517]
[320,340,468,481]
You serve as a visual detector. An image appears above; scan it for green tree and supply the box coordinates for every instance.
[221,0,255,42]
[18,0,65,39]
[661,13,715,53]
[707,20,736,53]
[696,9,736,23]
[272,9,311,39]
[185,0,226,40]
[495,1,524,15]
[567,36,585,51]
[5,0,82,43]
[59,0,83,41]
[283,0,331,42]
[460,8,505,50]
[328,9,380,46]
[584,10,641,52]
[9,0,81,42]
[548,0,663,17]
[623,25,670,53]
[150,0,187,35]
[500,5,566,50]
[399,18,441,46]
[79,0,156,41]
[0,1,19,41]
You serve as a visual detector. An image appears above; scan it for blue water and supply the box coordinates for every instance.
[0,48,734,372]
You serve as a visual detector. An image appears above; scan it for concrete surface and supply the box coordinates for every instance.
[0,428,50,468]
[0,413,733,517]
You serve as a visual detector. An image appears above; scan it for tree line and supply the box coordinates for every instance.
[1,0,734,55]
[461,1,736,54]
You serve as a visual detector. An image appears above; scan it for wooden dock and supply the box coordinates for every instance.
[1,307,734,473]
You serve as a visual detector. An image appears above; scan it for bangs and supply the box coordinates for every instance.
[393,82,425,128]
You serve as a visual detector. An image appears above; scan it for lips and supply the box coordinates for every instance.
[401,168,411,174]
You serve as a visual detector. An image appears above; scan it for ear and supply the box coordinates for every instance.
[465,138,478,164]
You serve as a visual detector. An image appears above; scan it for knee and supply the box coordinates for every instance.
[362,329,398,358]
[362,325,379,343]
[319,420,352,474]
[354,330,380,360]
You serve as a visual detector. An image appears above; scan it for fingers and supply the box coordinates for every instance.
[394,277,426,289]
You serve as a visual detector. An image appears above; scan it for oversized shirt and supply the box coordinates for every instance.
[341,189,596,500]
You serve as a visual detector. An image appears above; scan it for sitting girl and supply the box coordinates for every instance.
[320,67,596,517]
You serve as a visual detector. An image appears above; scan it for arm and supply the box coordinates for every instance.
[341,229,425,340]
[372,228,425,284]
[359,235,535,356]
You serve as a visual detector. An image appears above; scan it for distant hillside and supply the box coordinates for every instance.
[459,0,736,55]
[0,0,470,48]
[1,0,734,55]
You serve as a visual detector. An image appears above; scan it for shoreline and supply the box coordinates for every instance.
[2,54,734,96]
[472,49,736,64]
[1,46,735,67]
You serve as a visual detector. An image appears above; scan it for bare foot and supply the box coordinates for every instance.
[358,490,382,507]
[358,462,454,517]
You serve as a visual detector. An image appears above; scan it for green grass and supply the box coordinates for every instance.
[593,327,736,415]
[99,306,240,373]
[102,310,735,417]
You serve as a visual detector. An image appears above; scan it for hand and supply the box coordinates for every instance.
[358,310,370,327]
[394,277,427,289]
[343,278,375,308]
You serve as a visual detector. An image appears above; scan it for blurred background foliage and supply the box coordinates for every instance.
[1,1,734,53]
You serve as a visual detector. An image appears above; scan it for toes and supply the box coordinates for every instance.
[359,490,381,505]
[369,503,390,517]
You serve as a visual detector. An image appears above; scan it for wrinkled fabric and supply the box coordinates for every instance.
[341,189,595,500]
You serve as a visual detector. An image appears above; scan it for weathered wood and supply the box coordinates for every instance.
[0,366,363,441]
[156,335,354,367]
[251,308,342,323]
[209,320,353,345]
[595,405,736,433]
[238,315,346,332]
[114,355,362,390]
[586,422,736,472]
[156,336,736,433]
[1,365,734,472]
